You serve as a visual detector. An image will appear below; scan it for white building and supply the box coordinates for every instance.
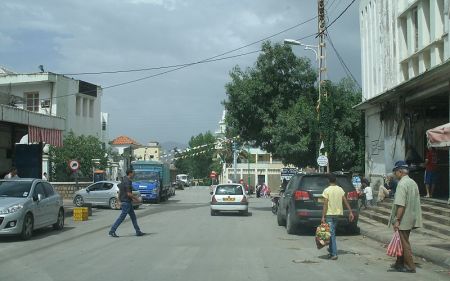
[358,0,450,199]
[0,72,102,138]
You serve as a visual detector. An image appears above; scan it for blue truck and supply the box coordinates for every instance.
[131,160,171,203]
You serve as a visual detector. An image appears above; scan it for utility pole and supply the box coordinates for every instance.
[317,0,327,113]
[317,0,329,173]
[233,141,237,183]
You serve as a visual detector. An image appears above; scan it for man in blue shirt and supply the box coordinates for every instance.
[109,169,145,237]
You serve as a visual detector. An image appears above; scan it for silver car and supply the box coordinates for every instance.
[0,179,64,240]
[73,181,142,209]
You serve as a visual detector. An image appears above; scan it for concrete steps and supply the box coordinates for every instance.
[359,198,450,239]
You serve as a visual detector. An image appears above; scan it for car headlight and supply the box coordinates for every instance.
[0,204,23,215]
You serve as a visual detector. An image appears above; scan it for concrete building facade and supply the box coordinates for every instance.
[358,0,450,199]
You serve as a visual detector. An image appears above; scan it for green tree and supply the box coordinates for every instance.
[174,132,218,179]
[49,132,108,181]
[224,41,364,171]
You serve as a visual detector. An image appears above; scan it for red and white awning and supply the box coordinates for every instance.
[28,126,63,147]
[426,123,450,148]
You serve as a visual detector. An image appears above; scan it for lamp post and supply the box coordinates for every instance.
[284,38,328,173]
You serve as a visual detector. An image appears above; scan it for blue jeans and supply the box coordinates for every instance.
[110,202,141,234]
[326,216,338,257]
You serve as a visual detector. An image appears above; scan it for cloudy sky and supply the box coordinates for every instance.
[0,0,361,146]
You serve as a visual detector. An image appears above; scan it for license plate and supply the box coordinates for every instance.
[223,197,235,202]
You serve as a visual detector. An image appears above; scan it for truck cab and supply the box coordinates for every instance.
[131,161,171,203]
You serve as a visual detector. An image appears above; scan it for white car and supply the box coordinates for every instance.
[73,181,142,210]
[210,184,248,216]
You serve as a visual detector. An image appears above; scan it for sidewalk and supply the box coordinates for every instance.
[358,219,450,269]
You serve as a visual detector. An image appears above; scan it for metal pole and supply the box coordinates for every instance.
[233,142,237,183]
[247,144,251,189]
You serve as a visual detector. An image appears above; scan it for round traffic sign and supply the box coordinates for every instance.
[210,171,217,178]
[317,155,328,167]
[69,160,80,171]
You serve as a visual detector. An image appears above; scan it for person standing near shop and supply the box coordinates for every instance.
[424,147,438,198]
[321,173,354,260]
[388,161,423,273]
[109,169,145,238]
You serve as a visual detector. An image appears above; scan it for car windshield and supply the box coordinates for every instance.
[134,171,159,182]
[299,175,355,192]
[215,185,243,195]
[0,181,32,198]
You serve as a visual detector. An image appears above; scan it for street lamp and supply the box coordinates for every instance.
[284,38,327,172]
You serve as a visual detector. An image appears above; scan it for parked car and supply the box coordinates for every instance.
[210,184,248,216]
[277,173,359,234]
[0,179,64,240]
[73,181,142,209]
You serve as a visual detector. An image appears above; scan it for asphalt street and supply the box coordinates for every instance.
[0,187,448,281]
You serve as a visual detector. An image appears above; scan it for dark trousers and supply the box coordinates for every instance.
[395,230,415,270]
[110,202,141,234]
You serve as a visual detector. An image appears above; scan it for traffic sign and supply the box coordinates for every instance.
[317,155,328,167]
[210,171,217,178]
[69,160,80,171]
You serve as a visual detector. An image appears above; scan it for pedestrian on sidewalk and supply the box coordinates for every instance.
[109,169,145,238]
[42,172,48,181]
[363,182,373,208]
[388,160,423,273]
[321,173,355,260]
[424,147,438,198]
[4,167,19,179]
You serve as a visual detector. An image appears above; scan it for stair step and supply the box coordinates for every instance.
[359,210,450,237]
[358,216,449,240]
[377,201,450,216]
[364,207,450,226]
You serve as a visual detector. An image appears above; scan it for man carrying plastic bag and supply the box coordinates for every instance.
[388,161,423,273]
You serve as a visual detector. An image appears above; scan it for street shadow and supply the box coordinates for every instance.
[214,211,253,217]
[0,226,76,243]
[251,206,272,212]
[112,232,158,237]
[317,249,361,260]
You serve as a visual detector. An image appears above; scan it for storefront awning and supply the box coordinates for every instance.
[28,126,63,147]
[426,123,450,148]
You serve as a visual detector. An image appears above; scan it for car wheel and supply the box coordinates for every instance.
[286,209,297,234]
[20,213,33,240]
[210,209,216,216]
[53,208,64,230]
[277,207,286,226]
[74,195,84,207]
[240,210,248,216]
[109,197,118,209]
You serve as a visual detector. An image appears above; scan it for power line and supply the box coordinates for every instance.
[62,16,317,76]
[318,0,356,36]
[326,31,361,90]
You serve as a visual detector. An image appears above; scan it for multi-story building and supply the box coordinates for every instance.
[134,141,161,161]
[0,68,103,177]
[358,0,449,199]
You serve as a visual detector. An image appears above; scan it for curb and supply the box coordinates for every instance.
[358,221,450,269]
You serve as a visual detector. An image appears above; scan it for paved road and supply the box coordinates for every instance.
[0,187,448,281]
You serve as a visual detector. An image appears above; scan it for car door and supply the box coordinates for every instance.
[280,175,298,217]
[84,182,103,204]
[43,182,60,224]
[98,182,115,206]
[31,182,48,228]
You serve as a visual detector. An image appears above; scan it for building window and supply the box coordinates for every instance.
[76,97,81,116]
[102,121,107,131]
[89,99,94,118]
[25,92,39,112]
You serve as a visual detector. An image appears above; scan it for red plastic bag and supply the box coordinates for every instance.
[386,231,403,257]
